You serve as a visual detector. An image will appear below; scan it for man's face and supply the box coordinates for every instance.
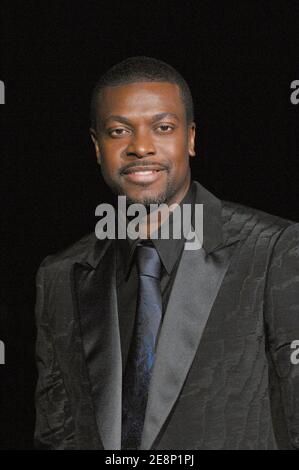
[90,82,196,206]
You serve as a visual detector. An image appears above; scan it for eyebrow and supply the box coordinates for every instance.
[103,112,180,126]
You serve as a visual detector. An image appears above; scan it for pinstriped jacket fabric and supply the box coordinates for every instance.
[34,182,299,449]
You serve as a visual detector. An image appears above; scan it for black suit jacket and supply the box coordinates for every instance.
[34,181,299,449]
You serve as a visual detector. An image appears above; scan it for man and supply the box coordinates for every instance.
[34,56,299,450]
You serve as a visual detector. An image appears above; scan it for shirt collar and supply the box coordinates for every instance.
[117,182,196,280]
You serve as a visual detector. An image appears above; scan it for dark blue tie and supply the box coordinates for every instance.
[121,242,163,450]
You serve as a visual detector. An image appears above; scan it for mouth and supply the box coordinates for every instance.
[121,166,167,184]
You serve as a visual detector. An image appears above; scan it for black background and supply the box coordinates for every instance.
[0,0,298,449]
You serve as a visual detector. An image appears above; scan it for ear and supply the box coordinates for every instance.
[188,122,196,157]
[90,128,101,165]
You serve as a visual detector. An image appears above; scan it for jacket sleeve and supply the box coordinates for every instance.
[34,261,76,449]
[265,223,299,449]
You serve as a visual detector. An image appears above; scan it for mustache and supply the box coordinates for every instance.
[119,161,169,175]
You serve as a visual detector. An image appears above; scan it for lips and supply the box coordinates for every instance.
[121,166,166,184]
[122,165,165,175]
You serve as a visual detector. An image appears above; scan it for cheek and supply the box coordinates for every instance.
[164,141,190,169]
[159,132,188,157]
[100,145,123,174]
[99,155,117,181]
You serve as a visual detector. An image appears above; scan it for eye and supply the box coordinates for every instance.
[109,128,130,137]
[156,124,175,133]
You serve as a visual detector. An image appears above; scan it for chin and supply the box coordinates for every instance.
[125,189,172,206]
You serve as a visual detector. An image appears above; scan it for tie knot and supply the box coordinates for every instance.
[136,243,161,280]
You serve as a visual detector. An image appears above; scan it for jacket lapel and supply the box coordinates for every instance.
[141,182,240,449]
[73,239,122,450]
[141,242,237,449]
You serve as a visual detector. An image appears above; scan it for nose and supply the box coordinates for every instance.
[125,128,156,158]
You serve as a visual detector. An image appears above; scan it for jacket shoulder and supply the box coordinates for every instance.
[38,231,102,273]
[221,200,298,243]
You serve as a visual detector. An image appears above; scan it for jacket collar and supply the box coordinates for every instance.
[80,180,226,270]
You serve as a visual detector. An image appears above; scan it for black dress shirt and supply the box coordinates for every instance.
[116,181,196,373]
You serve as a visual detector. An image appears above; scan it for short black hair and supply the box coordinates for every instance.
[90,56,194,130]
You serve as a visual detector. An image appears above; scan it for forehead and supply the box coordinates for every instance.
[97,82,185,120]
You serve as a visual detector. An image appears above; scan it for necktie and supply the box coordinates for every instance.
[121,242,163,450]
